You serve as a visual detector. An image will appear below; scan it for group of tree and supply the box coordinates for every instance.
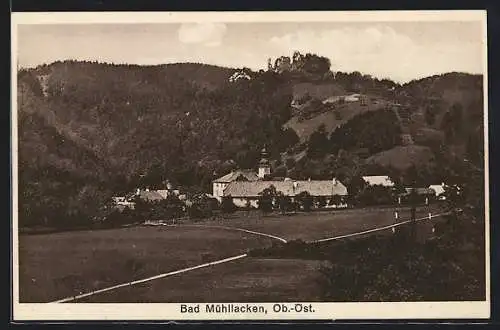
[17,61,300,229]
[256,186,321,214]
[17,59,484,233]
[306,109,402,160]
[319,155,485,301]
[266,51,402,95]
[104,192,226,227]
[268,51,332,79]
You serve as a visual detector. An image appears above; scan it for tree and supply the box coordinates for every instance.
[285,157,296,169]
[297,191,313,212]
[185,194,218,220]
[133,197,152,222]
[346,175,366,205]
[258,185,277,214]
[220,196,237,214]
[301,53,331,76]
[316,196,327,209]
[276,191,292,214]
[308,124,329,159]
[277,128,300,151]
[330,194,343,207]
[155,195,184,220]
[356,185,394,207]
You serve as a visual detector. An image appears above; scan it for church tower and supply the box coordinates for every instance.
[258,147,271,179]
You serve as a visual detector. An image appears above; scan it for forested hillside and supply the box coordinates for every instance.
[16,54,485,228]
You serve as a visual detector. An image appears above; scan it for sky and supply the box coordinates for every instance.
[16,20,485,83]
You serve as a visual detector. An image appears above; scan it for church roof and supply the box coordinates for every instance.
[223,179,347,197]
[213,169,260,183]
[259,158,270,166]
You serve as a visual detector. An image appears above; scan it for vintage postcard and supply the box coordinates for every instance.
[11,10,490,321]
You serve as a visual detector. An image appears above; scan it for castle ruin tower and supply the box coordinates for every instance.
[258,147,271,179]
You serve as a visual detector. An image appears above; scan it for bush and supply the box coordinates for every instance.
[220,196,237,214]
[355,185,394,206]
[315,196,327,209]
[258,195,273,214]
[297,191,313,211]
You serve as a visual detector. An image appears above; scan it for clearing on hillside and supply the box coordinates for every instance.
[284,97,389,142]
[365,145,435,171]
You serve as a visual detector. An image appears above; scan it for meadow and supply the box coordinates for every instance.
[77,257,326,303]
[18,205,443,303]
[18,226,275,302]
[204,205,441,242]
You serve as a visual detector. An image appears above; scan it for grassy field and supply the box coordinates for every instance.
[204,205,441,242]
[18,205,443,303]
[76,257,326,303]
[18,226,275,302]
[365,145,436,172]
[284,98,388,142]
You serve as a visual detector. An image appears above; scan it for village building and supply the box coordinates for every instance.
[138,189,164,202]
[429,183,446,199]
[362,175,395,187]
[111,196,136,210]
[223,179,348,208]
[397,187,438,205]
[212,169,260,202]
[212,148,348,208]
[111,182,183,211]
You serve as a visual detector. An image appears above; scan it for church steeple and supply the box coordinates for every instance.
[258,146,271,179]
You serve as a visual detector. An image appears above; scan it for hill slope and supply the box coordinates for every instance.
[16,59,484,228]
[18,62,295,183]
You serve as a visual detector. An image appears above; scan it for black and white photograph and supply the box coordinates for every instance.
[11,10,489,320]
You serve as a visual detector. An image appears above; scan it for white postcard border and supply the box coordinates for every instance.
[11,10,490,321]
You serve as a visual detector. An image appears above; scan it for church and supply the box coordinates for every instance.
[212,148,348,208]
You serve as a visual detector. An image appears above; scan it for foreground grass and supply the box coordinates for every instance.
[18,205,443,303]
[203,205,441,242]
[249,214,486,302]
[19,226,275,302]
[77,258,326,303]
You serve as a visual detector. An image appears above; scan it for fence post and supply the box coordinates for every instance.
[392,210,398,234]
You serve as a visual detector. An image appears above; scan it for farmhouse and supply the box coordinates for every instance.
[111,196,136,210]
[223,179,348,208]
[344,93,361,102]
[362,175,395,187]
[138,189,164,202]
[212,169,260,202]
[212,148,348,208]
[111,184,184,211]
[396,187,437,205]
[429,183,446,199]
